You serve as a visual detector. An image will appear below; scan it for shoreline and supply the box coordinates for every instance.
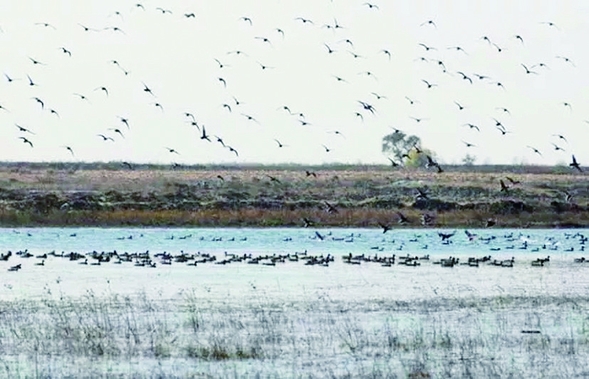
[0,164,587,228]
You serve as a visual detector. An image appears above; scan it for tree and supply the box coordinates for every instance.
[382,131,421,162]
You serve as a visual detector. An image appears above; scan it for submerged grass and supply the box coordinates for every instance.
[0,290,588,377]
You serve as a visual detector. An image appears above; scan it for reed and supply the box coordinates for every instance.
[0,291,587,377]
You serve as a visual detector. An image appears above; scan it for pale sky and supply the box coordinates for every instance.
[0,0,588,166]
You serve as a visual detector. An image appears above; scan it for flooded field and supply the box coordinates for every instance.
[1,227,588,378]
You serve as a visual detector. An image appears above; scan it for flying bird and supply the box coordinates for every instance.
[421,79,437,88]
[570,155,582,172]
[63,146,74,156]
[19,137,33,147]
[97,134,114,142]
[16,124,35,134]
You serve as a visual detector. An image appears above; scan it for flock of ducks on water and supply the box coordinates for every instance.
[3,230,588,272]
[0,2,586,167]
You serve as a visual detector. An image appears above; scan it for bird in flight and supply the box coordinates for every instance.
[200,125,211,142]
[570,155,582,172]
[418,43,436,51]
[19,137,33,147]
[463,123,480,132]
[118,116,130,130]
[421,79,437,89]
[239,16,253,25]
[63,146,75,156]
[274,139,287,148]
[31,97,44,109]
[420,20,436,28]
[227,146,238,156]
[58,47,72,57]
[552,143,565,152]
[363,3,380,9]
[94,87,109,96]
[97,134,114,142]
[358,100,376,114]
[527,146,542,156]
[521,64,538,75]
[165,147,180,155]
[16,124,35,134]
[109,128,125,138]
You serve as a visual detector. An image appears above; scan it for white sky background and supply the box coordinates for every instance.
[0,0,588,165]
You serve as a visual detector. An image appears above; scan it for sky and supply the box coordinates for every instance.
[0,0,588,166]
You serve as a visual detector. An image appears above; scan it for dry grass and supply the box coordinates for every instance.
[0,163,587,227]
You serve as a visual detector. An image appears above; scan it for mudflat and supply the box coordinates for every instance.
[0,162,586,227]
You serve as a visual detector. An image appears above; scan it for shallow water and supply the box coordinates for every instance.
[1,227,588,302]
[1,228,589,378]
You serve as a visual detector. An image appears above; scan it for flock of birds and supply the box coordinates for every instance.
[0,1,587,165]
[3,230,589,272]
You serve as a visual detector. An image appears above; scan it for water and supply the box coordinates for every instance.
[1,228,588,378]
[1,227,587,302]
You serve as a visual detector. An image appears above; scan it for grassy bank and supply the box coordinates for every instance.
[0,291,587,378]
[0,163,587,227]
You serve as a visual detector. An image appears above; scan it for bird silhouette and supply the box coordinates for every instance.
[200,125,211,141]
[527,146,542,156]
[165,147,180,155]
[63,146,74,156]
[109,128,125,138]
[570,155,582,172]
[421,79,437,89]
[97,134,114,142]
[16,124,35,134]
[19,137,33,147]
